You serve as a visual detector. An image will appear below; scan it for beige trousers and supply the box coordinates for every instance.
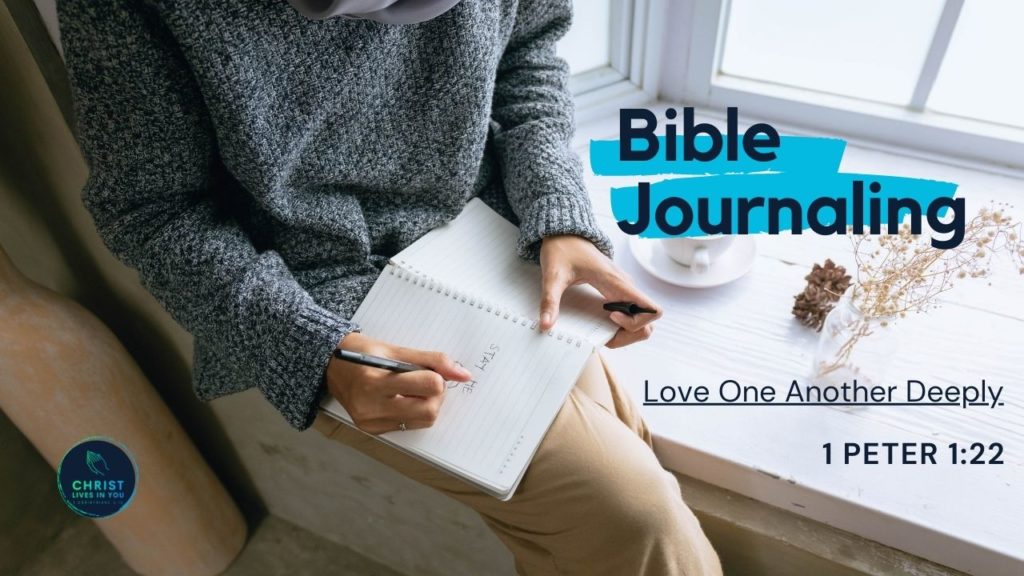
[312,353,722,576]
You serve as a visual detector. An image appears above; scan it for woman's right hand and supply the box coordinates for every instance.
[326,332,472,434]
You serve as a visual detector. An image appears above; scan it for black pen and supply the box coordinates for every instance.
[603,301,658,316]
[332,348,424,373]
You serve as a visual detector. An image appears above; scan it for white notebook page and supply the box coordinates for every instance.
[393,199,618,346]
[320,265,593,498]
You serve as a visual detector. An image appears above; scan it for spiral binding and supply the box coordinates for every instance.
[388,262,583,348]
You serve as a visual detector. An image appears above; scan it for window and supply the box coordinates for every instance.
[678,0,1024,169]
[556,0,662,114]
[557,0,613,75]
[928,0,1024,129]
[720,0,944,107]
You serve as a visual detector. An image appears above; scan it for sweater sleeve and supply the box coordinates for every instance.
[491,0,613,262]
[58,0,355,430]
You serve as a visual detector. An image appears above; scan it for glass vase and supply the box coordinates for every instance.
[812,292,900,390]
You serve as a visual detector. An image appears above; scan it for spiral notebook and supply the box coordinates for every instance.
[319,198,618,500]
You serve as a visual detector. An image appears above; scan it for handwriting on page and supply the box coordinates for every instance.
[445,360,479,395]
[445,345,499,395]
[474,344,500,372]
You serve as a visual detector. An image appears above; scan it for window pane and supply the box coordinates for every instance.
[928,0,1024,129]
[720,0,944,105]
[557,0,612,74]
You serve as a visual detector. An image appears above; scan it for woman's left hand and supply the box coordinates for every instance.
[539,235,662,348]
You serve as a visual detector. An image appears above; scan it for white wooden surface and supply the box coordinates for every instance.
[577,112,1024,576]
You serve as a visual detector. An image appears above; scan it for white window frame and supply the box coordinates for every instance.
[570,0,666,124]
[658,0,1024,171]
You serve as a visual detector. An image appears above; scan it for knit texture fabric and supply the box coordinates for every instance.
[57,0,612,429]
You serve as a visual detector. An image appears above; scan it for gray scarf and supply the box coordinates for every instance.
[287,0,462,24]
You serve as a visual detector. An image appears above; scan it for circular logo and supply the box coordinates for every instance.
[57,438,138,518]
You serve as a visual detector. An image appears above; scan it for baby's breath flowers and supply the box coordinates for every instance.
[816,204,1024,377]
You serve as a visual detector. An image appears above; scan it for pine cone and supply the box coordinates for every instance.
[805,259,851,298]
[792,285,832,330]
[792,259,851,331]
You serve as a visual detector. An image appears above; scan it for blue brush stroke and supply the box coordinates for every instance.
[609,173,958,238]
[590,135,847,176]
[591,133,958,238]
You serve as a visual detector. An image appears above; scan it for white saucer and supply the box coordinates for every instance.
[628,236,757,288]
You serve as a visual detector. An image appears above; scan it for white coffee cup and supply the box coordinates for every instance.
[661,236,736,274]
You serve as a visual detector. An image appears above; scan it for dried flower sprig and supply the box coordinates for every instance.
[816,204,1024,377]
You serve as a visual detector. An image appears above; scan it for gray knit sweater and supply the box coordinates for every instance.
[58,0,612,429]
